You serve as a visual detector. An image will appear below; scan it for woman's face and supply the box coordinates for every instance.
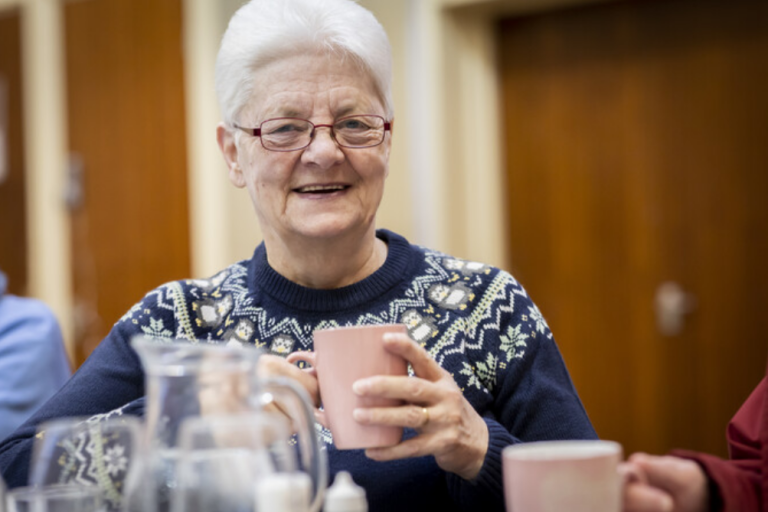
[218,53,391,246]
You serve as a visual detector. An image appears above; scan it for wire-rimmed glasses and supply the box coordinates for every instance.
[234,114,391,152]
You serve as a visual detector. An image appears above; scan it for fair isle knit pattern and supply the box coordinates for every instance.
[125,237,535,396]
[0,230,596,512]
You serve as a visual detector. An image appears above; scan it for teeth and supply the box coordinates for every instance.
[297,185,345,192]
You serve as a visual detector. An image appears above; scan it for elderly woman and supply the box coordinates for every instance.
[0,0,596,510]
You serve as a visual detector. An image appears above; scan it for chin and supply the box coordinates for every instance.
[289,215,370,241]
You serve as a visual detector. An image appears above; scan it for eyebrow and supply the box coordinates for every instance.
[273,108,304,118]
[264,104,370,121]
[334,106,357,118]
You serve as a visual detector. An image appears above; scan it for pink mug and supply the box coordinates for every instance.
[503,440,624,512]
[287,324,408,450]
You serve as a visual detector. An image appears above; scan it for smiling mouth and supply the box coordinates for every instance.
[294,184,349,194]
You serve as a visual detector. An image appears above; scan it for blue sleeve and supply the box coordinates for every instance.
[0,285,178,488]
[446,279,597,510]
[0,296,71,440]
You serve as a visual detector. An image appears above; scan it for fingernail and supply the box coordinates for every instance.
[353,408,367,422]
[352,380,369,395]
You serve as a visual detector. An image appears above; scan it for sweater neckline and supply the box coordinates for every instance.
[248,229,412,312]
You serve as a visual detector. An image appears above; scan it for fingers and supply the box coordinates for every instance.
[353,404,432,430]
[623,453,710,512]
[353,374,442,403]
[629,453,700,493]
[382,333,444,382]
[258,354,320,407]
[365,435,432,462]
[356,334,489,480]
[619,461,649,485]
[623,482,674,512]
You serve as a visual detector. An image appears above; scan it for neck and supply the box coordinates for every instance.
[262,227,387,289]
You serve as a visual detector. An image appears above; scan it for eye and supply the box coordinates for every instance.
[265,120,307,135]
[336,118,371,131]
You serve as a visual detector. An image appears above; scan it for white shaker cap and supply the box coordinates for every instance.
[323,471,367,512]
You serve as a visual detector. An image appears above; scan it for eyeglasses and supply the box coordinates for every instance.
[234,114,391,152]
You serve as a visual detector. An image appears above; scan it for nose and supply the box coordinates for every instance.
[301,125,345,169]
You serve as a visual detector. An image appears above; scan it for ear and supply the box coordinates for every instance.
[217,123,246,188]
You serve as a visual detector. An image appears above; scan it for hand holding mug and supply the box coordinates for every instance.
[620,453,709,512]
[257,353,321,407]
[350,331,489,480]
[287,324,409,450]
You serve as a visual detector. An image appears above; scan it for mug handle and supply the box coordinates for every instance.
[256,376,328,512]
[285,352,328,427]
[286,351,317,375]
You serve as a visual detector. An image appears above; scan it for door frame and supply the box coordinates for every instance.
[0,0,246,359]
[0,0,72,356]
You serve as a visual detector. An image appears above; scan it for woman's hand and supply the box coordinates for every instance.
[621,453,709,512]
[351,332,489,480]
[257,354,321,408]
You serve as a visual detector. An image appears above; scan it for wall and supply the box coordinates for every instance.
[2,0,603,356]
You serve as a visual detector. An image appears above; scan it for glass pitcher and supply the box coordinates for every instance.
[127,336,326,512]
[172,413,313,512]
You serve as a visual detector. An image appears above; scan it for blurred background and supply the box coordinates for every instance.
[0,0,766,461]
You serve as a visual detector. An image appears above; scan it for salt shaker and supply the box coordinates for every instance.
[323,471,367,512]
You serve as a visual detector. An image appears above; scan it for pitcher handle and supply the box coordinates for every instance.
[258,377,327,512]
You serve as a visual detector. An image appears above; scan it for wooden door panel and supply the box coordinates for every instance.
[498,0,768,457]
[65,0,191,366]
[0,8,28,295]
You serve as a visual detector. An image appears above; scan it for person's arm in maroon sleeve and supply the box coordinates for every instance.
[670,377,765,512]
[621,374,766,512]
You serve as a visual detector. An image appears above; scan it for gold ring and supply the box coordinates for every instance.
[421,407,430,427]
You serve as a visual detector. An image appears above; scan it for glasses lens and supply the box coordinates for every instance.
[334,116,385,148]
[260,118,313,150]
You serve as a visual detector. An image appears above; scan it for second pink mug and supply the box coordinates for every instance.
[287,324,408,450]
[503,440,624,512]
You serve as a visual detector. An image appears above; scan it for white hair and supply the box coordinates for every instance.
[215,0,393,125]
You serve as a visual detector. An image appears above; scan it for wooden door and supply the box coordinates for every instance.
[498,0,768,458]
[0,8,28,296]
[64,0,191,366]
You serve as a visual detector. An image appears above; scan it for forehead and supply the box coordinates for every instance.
[241,53,383,121]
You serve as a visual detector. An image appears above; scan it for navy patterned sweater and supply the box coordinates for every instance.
[0,229,596,511]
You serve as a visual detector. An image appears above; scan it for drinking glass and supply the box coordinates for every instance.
[29,417,144,511]
[6,484,105,512]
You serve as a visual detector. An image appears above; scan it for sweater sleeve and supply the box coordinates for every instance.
[671,377,767,512]
[0,284,179,488]
[0,296,71,440]
[445,276,598,510]
[445,418,517,510]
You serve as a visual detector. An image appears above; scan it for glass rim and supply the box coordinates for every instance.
[8,484,104,500]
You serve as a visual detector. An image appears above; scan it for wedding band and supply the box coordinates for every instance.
[421,407,430,427]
